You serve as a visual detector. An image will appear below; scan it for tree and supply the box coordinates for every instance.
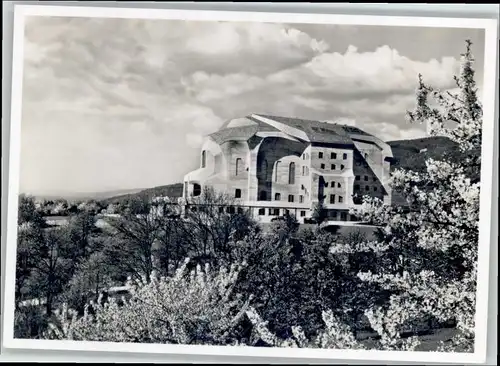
[22,227,75,315]
[342,40,482,352]
[152,199,190,277]
[16,195,47,303]
[246,307,366,349]
[18,194,45,227]
[311,201,327,226]
[46,259,251,345]
[102,195,162,284]
[231,222,364,340]
[182,186,259,266]
[60,251,115,313]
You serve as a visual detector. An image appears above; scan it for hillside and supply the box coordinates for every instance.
[30,188,146,202]
[105,183,184,204]
[388,136,460,173]
[387,136,474,206]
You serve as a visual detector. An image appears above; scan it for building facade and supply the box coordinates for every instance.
[182,114,394,224]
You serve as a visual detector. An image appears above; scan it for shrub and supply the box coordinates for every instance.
[46,258,251,345]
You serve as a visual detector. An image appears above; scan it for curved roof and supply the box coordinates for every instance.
[209,117,278,144]
[208,114,390,153]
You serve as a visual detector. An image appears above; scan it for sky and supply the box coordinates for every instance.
[20,16,485,195]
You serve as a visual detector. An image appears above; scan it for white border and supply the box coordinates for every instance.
[2,4,498,364]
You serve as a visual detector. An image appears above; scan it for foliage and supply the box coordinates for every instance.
[101,196,163,283]
[247,306,420,351]
[60,251,115,313]
[181,186,260,265]
[46,259,251,345]
[14,305,48,339]
[18,194,46,227]
[231,222,381,340]
[14,40,481,354]
[311,201,327,225]
[347,39,482,353]
[246,307,364,349]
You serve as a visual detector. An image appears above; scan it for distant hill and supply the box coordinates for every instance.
[388,136,461,173]
[105,183,184,204]
[387,136,466,206]
[29,188,147,202]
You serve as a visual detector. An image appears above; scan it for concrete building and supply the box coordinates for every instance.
[182,114,394,224]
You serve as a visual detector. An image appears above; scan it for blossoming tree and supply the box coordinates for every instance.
[248,40,482,352]
[47,258,251,345]
[347,39,482,352]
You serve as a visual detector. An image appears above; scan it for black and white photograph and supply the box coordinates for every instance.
[2,4,498,364]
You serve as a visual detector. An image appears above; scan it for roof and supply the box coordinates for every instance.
[209,125,260,145]
[252,114,353,144]
[208,113,385,148]
[209,117,278,144]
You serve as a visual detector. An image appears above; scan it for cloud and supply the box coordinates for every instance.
[178,44,462,144]
[182,21,329,75]
[267,45,460,96]
[19,16,482,194]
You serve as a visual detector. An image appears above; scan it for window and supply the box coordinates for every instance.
[338,196,343,203]
[300,211,306,217]
[289,162,296,184]
[269,208,279,216]
[319,152,324,159]
[258,208,265,216]
[321,164,325,169]
[365,186,370,191]
[337,182,341,188]
[331,164,336,170]
[364,153,368,159]
[331,180,335,187]
[330,194,335,204]
[302,166,306,176]
[354,184,360,191]
[302,154,305,160]
[275,193,281,201]
[325,182,328,187]
[299,195,304,203]
[259,190,267,200]
[341,212,347,221]
[274,161,281,182]
[201,150,206,168]
[373,176,377,182]
[193,183,201,197]
[340,164,345,170]
[227,206,235,214]
[237,207,243,214]
[364,175,369,181]
[355,175,360,181]
[218,207,224,213]
[235,158,243,176]
[331,152,337,159]
[288,195,294,203]
[235,189,241,198]
[374,186,378,192]
[332,211,338,218]
[343,153,347,160]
